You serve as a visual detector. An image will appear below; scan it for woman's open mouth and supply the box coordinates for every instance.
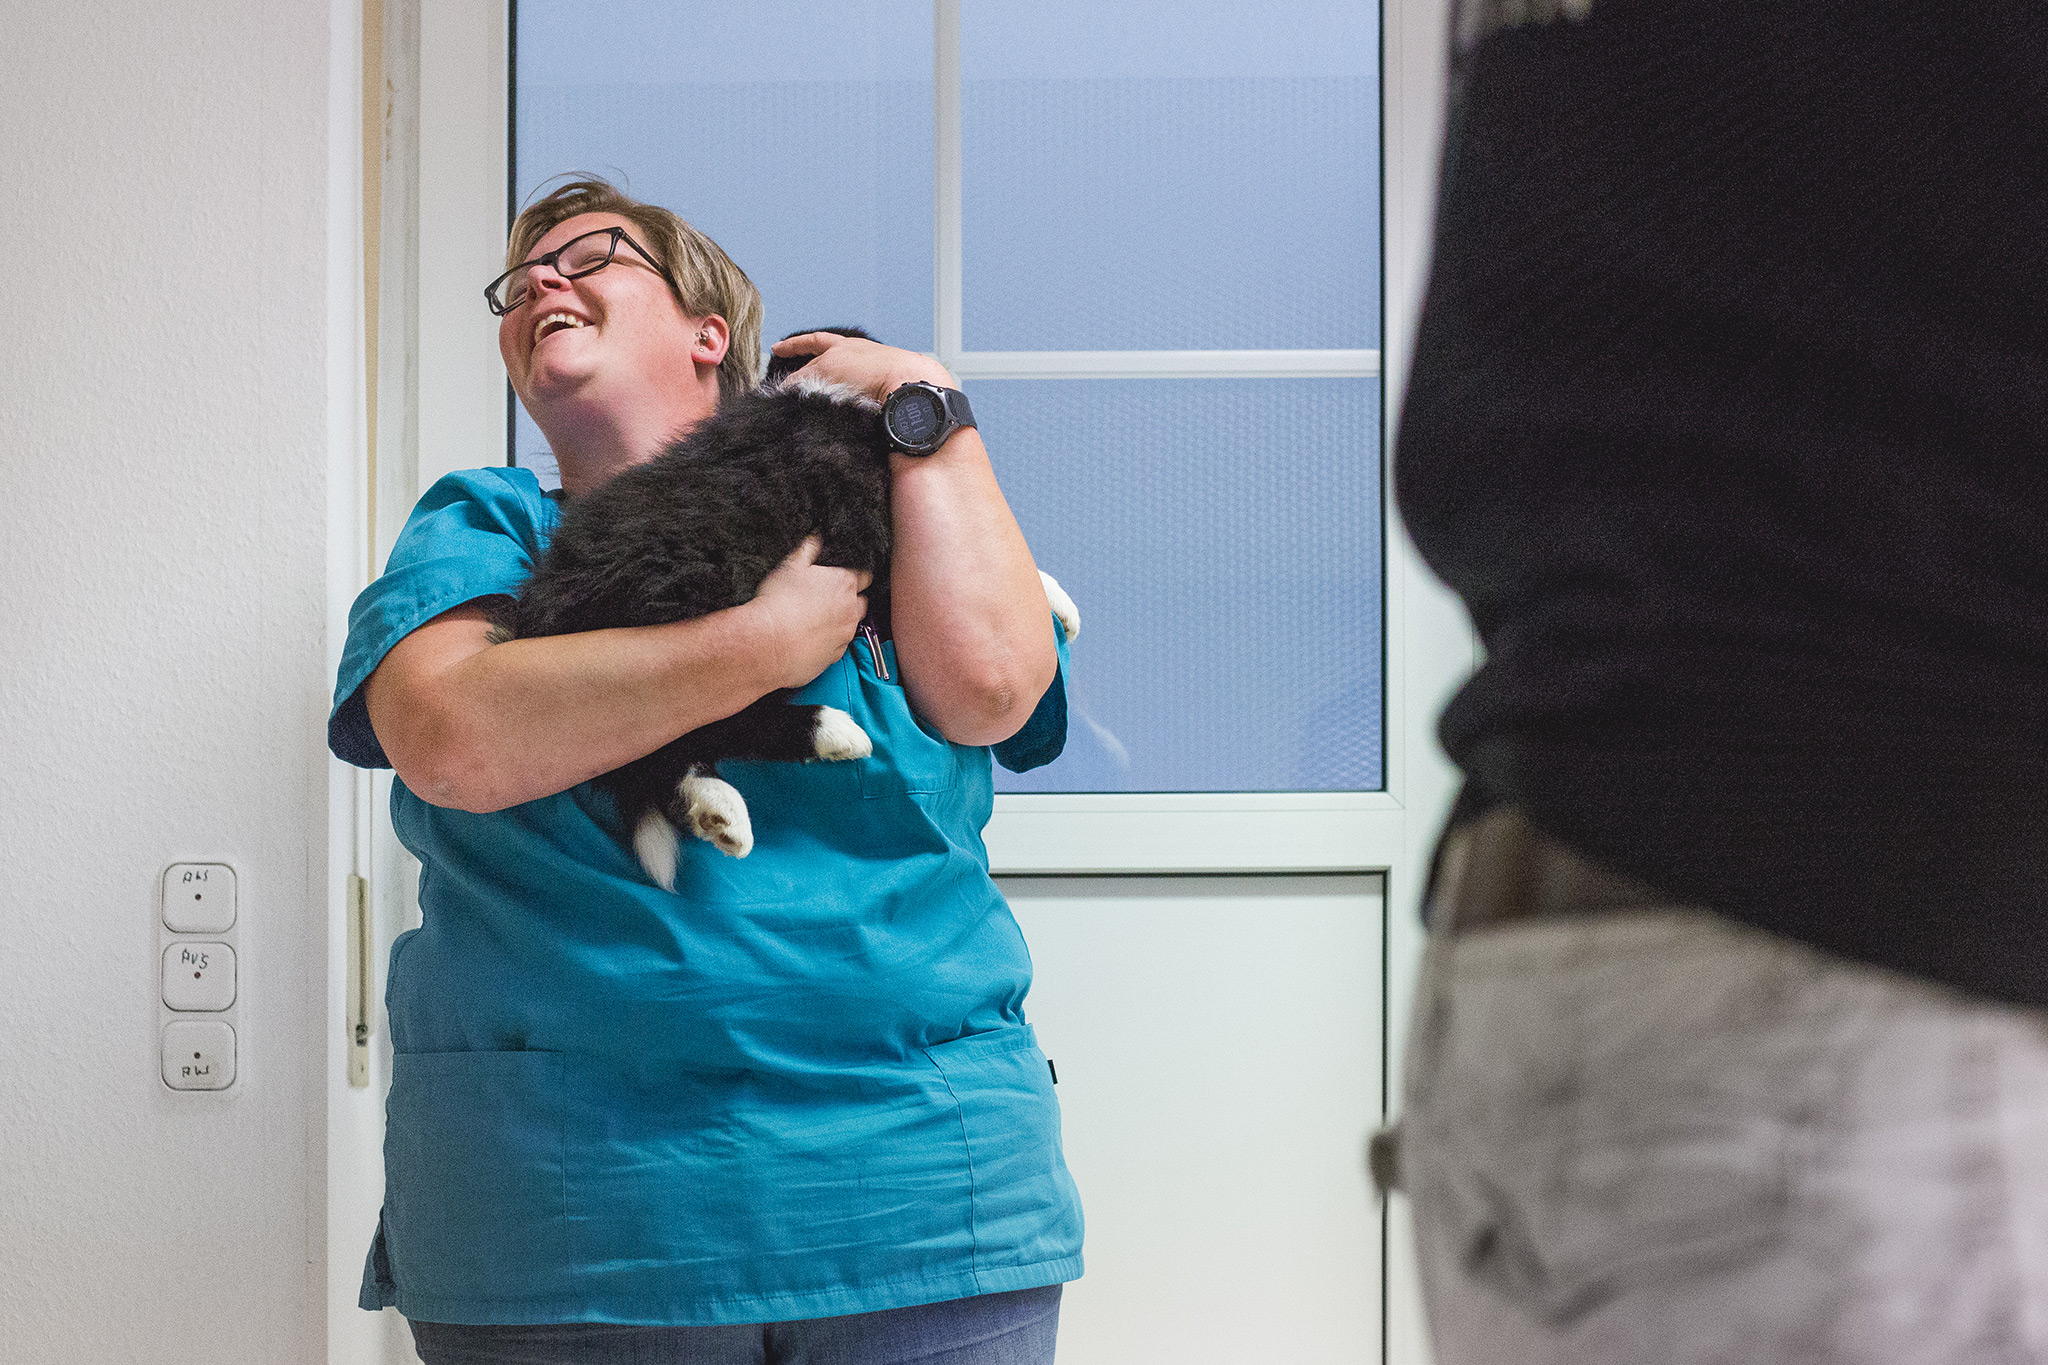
[534,312,589,345]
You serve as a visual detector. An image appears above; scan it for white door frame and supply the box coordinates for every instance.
[341,3,1469,1357]
[1382,3,1460,1359]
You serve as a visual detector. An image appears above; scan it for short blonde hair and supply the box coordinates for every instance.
[507,177,763,402]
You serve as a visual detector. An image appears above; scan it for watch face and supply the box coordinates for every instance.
[889,388,944,447]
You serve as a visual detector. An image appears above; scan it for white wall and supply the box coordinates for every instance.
[0,2,352,1360]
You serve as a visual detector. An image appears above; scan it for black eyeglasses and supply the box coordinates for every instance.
[484,226,667,315]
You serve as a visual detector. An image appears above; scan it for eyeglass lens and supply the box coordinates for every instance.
[491,229,619,312]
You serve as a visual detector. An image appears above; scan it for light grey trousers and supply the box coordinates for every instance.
[1401,893,2048,1364]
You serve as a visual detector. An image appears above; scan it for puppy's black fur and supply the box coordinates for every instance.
[491,327,892,877]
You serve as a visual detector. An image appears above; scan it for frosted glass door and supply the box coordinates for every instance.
[511,0,1383,793]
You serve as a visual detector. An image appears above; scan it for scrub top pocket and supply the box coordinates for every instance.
[853,637,960,799]
[924,1026,1084,1276]
[383,1050,569,1318]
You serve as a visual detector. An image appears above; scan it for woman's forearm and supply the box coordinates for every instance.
[367,539,870,812]
[367,602,790,812]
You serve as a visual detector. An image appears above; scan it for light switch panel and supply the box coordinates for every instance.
[159,860,242,1091]
[163,863,236,933]
[161,1020,236,1090]
[162,941,235,1012]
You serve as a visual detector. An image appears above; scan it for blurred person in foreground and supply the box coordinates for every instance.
[1389,2,2048,1360]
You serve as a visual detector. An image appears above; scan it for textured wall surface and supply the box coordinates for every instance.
[0,2,334,1360]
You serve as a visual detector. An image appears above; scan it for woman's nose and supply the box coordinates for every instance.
[529,266,573,296]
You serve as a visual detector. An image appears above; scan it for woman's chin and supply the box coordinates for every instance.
[520,358,599,406]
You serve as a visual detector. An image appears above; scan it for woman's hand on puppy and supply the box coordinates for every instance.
[770,331,954,404]
[747,535,872,690]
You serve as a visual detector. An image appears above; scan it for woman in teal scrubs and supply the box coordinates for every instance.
[329,179,1082,1364]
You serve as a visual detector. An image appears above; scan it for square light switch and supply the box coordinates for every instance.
[164,863,236,933]
[161,1020,236,1090]
[162,942,235,1012]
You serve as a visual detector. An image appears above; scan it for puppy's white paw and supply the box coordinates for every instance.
[633,811,681,891]
[811,706,873,761]
[1039,570,1080,642]
[682,770,754,858]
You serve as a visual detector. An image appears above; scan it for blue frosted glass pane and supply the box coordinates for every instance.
[513,404,557,490]
[987,378,1383,793]
[962,2,1379,352]
[515,0,933,373]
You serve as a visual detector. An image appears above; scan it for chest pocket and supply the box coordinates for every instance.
[852,637,959,799]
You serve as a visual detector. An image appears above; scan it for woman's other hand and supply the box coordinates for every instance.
[747,535,872,690]
[770,331,954,404]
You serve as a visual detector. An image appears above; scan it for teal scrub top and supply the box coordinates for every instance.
[330,468,1083,1326]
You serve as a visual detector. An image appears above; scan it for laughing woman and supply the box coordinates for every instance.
[329,178,1082,1365]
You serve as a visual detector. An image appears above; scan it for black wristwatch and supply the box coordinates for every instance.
[882,381,976,456]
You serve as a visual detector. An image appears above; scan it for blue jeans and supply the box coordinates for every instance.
[406,1285,1061,1365]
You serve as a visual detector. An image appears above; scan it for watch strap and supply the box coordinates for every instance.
[938,385,975,434]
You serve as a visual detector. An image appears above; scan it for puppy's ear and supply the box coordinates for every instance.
[761,326,879,389]
[761,350,810,388]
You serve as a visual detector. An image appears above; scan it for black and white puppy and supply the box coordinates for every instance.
[490,328,1078,889]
